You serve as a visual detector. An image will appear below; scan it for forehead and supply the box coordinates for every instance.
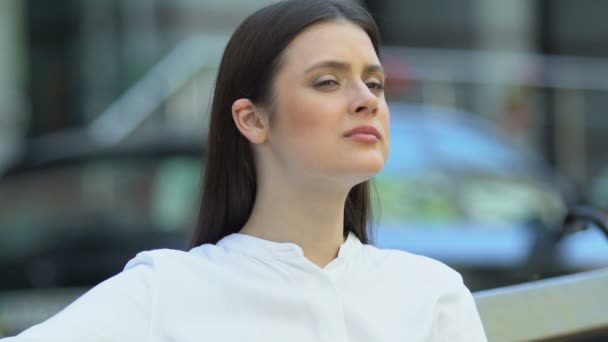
[281,20,379,70]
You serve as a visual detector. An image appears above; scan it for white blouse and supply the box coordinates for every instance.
[4,232,487,341]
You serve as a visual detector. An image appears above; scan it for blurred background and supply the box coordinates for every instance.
[1,0,608,337]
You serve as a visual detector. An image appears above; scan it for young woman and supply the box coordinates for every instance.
[4,1,487,341]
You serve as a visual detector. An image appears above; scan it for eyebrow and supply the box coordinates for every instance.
[304,60,384,75]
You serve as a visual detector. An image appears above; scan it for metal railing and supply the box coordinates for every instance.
[86,34,229,146]
[475,267,608,341]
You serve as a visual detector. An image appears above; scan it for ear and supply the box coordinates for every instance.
[232,98,269,144]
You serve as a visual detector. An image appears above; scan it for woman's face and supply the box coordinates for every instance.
[264,20,390,187]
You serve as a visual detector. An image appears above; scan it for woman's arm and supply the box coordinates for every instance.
[431,274,488,342]
[2,252,158,342]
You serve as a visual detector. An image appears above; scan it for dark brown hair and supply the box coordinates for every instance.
[191,0,381,247]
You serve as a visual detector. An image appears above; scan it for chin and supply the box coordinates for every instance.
[324,151,387,184]
[339,161,386,184]
[352,154,386,173]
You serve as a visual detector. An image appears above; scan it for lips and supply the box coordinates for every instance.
[344,125,381,140]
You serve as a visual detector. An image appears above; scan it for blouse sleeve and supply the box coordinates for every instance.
[2,252,158,342]
[431,273,488,342]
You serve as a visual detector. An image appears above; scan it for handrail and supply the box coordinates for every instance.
[86,34,228,146]
[382,46,608,91]
[474,267,608,341]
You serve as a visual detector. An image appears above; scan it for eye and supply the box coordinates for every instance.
[366,81,385,91]
[365,77,385,91]
[316,79,339,87]
[314,75,340,90]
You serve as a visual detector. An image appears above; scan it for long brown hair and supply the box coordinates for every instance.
[191,0,381,247]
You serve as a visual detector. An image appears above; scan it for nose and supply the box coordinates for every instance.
[348,81,379,116]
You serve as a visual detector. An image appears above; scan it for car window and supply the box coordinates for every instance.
[387,104,529,173]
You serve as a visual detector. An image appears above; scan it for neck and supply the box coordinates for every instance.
[239,177,350,268]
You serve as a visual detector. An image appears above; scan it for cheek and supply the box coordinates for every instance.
[275,90,342,141]
[284,107,323,135]
[269,91,346,173]
[378,103,391,156]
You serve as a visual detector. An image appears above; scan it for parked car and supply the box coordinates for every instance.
[374,104,608,289]
[1,104,606,336]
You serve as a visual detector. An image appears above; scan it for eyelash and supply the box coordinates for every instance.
[315,79,385,91]
[367,81,385,91]
[316,79,339,87]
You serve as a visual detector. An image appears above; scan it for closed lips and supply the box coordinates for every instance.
[344,126,381,139]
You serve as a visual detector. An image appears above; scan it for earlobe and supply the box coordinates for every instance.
[232,98,269,144]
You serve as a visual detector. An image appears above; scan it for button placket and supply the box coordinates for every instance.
[311,269,349,342]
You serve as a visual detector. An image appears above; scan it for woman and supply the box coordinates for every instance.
[4,1,487,341]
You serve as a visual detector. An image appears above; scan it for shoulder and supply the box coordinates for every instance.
[123,244,229,278]
[359,243,464,289]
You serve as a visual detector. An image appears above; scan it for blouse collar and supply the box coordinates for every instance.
[216,231,362,261]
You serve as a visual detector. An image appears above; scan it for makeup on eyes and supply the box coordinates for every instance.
[364,76,385,91]
[313,74,339,87]
[312,75,385,93]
